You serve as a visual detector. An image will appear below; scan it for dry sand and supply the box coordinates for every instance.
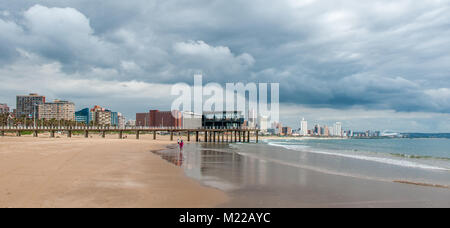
[0,134,228,208]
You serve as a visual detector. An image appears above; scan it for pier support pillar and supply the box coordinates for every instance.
[33,130,38,137]
[102,131,106,138]
[204,131,207,142]
[153,131,156,140]
[234,131,237,142]
[51,131,55,138]
[239,131,241,142]
[242,131,245,142]
[136,130,140,139]
[119,131,123,139]
[84,130,89,138]
[68,130,72,138]
[187,131,190,142]
[17,131,21,137]
[247,131,250,143]
[256,131,259,143]
[170,131,174,141]
[213,131,216,143]
[196,131,199,142]
[222,132,224,142]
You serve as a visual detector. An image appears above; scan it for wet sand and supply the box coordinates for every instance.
[156,143,450,208]
[0,134,228,208]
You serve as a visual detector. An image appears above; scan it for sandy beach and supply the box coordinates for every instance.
[0,134,228,208]
[3,132,450,208]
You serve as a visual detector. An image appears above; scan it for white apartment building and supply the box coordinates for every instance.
[38,100,75,121]
[334,122,342,137]
[300,117,308,136]
[258,115,269,133]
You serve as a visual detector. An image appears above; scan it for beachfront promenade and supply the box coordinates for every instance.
[0,126,260,143]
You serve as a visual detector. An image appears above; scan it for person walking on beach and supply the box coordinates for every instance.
[177,138,184,151]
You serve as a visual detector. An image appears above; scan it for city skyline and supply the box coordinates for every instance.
[1,1,449,132]
[5,92,388,136]
[0,91,447,133]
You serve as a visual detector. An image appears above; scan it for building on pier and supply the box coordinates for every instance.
[182,111,202,129]
[202,111,244,129]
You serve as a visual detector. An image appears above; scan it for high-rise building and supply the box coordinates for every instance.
[16,93,46,118]
[90,105,112,126]
[248,109,257,128]
[300,117,308,136]
[136,112,150,127]
[0,103,9,114]
[271,122,282,135]
[110,112,118,126]
[324,125,330,136]
[38,100,75,121]
[118,113,126,128]
[258,115,269,133]
[314,124,320,136]
[282,127,292,136]
[75,108,91,125]
[136,110,182,128]
[150,110,182,128]
[334,122,342,137]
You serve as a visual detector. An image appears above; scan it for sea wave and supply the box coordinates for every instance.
[389,153,450,161]
[267,142,450,171]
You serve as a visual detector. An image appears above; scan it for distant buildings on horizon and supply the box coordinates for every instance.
[0,103,10,114]
[1,93,383,134]
[258,117,382,138]
[1,93,124,127]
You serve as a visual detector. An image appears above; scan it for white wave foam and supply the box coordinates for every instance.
[237,151,393,182]
[267,142,450,171]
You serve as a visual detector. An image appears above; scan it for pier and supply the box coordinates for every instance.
[0,126,260,143]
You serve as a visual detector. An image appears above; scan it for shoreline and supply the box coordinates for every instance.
[261,136,348,140]
[0,136,228,208]
[157,142,450,208]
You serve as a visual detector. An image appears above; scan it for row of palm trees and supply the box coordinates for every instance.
[0,113,115,128]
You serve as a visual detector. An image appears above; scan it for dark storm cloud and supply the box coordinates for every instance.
[0,0,450,120]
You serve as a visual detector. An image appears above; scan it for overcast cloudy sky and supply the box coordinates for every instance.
[0,0,449,132]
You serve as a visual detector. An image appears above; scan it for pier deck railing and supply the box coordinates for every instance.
[0,126,259,143]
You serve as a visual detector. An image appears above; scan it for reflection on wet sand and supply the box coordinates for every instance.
[152,145,184,167]
[153,143,450,208]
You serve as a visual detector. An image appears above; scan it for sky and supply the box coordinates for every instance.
[0,0,449,132]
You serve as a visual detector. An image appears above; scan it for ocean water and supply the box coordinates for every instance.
[264,138,450,171]
[251,138,450,186]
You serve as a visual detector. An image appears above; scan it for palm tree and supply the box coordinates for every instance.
[0,113,7,126]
